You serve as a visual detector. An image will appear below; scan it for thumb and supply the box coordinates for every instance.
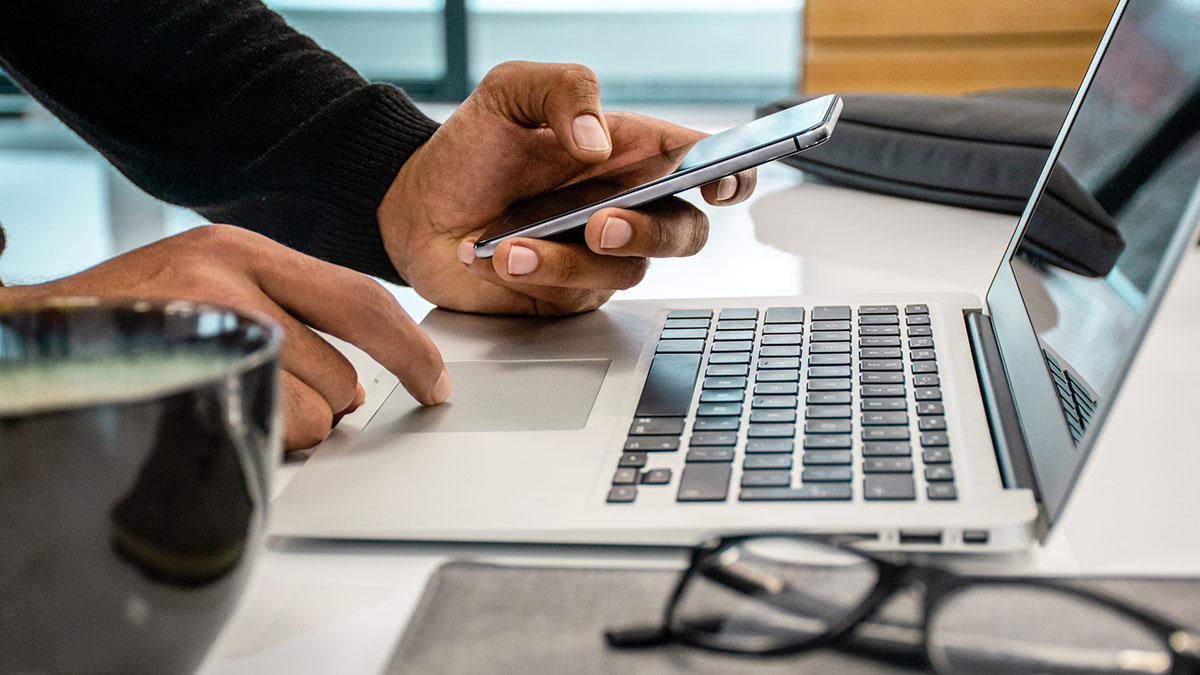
[475,60,612,164]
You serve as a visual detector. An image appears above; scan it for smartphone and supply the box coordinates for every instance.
[472,94,842,258]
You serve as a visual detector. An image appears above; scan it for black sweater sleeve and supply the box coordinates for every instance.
[0,0,439,282]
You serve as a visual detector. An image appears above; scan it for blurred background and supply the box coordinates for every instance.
[0,0,1115,285]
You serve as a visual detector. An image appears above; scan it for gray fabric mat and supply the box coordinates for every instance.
[386,561,1200,675]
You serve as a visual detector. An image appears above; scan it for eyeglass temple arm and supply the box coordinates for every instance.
[604,625,671,648]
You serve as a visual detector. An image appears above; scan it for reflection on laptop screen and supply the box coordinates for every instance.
[1010,0,1200,444]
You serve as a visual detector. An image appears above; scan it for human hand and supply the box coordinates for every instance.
[4,225,449,450]
[378,61,756,316]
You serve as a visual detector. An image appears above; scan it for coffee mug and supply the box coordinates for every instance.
[0,297,282,675]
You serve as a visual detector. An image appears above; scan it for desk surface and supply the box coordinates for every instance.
[196,160,1200,675]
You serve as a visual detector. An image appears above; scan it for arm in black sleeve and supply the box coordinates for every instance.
[0,0,438,282]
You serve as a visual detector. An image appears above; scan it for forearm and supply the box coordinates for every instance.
[0,0,438,281]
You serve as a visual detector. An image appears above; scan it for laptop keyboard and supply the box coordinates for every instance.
[607,304,956,504]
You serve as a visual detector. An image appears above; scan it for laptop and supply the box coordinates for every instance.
[272,0,1200,551]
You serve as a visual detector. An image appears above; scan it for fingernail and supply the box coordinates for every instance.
[432,368,452,404]
[716,176,737,202]
[600,216,632,250]
[457,239,475,265]
[507,245,539,275]
[572,113,610,152]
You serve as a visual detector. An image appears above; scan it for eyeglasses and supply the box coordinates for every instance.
[606,533,1200,674]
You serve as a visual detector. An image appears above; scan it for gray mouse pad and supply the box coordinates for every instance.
[385,561,1200,675]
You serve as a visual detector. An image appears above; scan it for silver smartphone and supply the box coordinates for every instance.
[472,94,843,258]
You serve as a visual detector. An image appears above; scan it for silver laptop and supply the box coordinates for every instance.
[272,0,1200,551]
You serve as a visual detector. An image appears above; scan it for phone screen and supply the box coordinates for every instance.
[474,95,839,255]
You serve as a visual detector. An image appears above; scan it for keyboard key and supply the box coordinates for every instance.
[809,366,851,378]
[752,395,798,408]
[808,379,851,391]
[703,376,747,389]
[712,341,754,353]
[811,331,852,342]
[859,336,901,347]
[909,337,934,349]
[920,432,950,447]
[750,409,796,423]
[802,467,854,482]
[864,475,915,500]
[760,345,801,358]
[864,458,913,473]
[927,483,957,500]
[706,364,748,377]
[812,305,851,321]
[690,431,738,446]
[918,417,947,431]
[686,447,735,462]
[911,361,938,374]
[741,471,792,487]
[657,339,705,354]
[911,349,937,361]
[925,465,955,482]
[861,359,903,371]
[804,419,851,434]
[806,405,852,419]
[907,326,933,337]
[860,348,902,359]
[861,384,906,397]
[624,436,680,452]
[759,357,801,370]
[756,369,800,383]
[630,417,685,435]
[719,308,758,320]
[905,304,928,314]
[710,352,751,364]
[748,423,796,438]
[859,326,900,336]
[714,330,755,341]
[664,318,710,330]
[716,320,756,331]
[859,315,898,325]
[641,468,672,485]
[807,391,851,405]
[858,305,898,315]
[862,412,909,426]
[803,435,852,450]
[907,315,931,326]
[607,485,637,503]
[763,323,805,335]
[861,372,905,385]
[810,320,851,332]
[612,468,639,485]
[740,484,852,501]
[802,450,853,464]
[755,382,798,395]
[809,353,851,366]
[915,387,943,401]
[765,307,806,324]
[863,427,909,441]
[917,401,945,416]
[922,448,952,463]
[863,441,912,456]
[700,390,744,403]
[661,328,707,340]
[677,464,732,501]
[636,354,702,417]
[693,417,740,431]
[697,402,743,417]
[913,374,940,387]
[668,310,713,319]
[762,334,803,346]
[809,342,851,353]
[861,398,906,411]
[619,452,648,468]
[744,455,793,470]
[746,439,794,453]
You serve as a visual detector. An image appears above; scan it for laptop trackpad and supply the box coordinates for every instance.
[366,359,611,433]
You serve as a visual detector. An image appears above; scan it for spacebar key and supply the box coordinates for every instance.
[636,354,703,416]
[740,485,852,501]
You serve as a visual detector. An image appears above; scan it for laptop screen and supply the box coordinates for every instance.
[1002,0,1200,500]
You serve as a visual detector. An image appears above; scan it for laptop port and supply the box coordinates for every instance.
[898,530,943,545]
[962,530,990,544]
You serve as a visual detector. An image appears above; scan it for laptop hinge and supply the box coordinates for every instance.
[964,310,1038,495]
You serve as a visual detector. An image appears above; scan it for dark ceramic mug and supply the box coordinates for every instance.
[0,298,281,675]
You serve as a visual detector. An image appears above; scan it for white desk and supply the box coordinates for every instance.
[196,163,1200,674]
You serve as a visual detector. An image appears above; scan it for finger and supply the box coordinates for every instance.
[331,383,366,428]
[487,236,650,291]
[699,168,757,206]
[478,61,611,164]
[281,370,333,451]
[456,238,617,315]
[251,298,361,415]
[582,198,709,259]
[231,228,450,406]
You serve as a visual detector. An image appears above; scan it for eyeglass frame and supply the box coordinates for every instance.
[606,532,1200,673]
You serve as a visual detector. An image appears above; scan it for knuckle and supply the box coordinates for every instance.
[682,212,710,256]
[620,259,650,289]
[560,63,598,93]
[552,249,584,287]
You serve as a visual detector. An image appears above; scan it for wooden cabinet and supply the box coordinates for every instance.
[801,0,1117,94]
